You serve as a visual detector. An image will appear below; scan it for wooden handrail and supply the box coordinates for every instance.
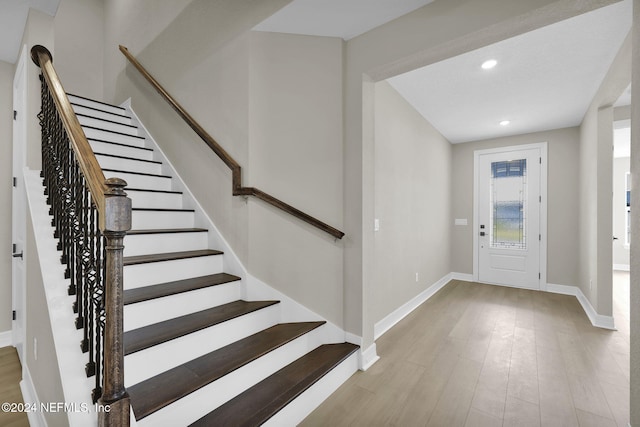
[119,45,345,239]
[32,45,131,427]
[31,46,108,221]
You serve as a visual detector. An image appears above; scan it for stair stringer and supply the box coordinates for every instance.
[122,99,353,347]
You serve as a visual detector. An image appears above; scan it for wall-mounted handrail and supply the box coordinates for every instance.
[119,45,345,239]
[31,45,131,427]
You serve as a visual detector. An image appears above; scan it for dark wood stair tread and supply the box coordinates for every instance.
[124,273,240,305]
[76,112,138,128]
[127,228,207,236]
[103,168,170,178]
[190,343,359,427]
[126,187,183,194]
[124,249,222,266]
[67,92,126,111]
[129,321,326,420]
[132,207,194,212]
[124,300,279,355]
[81,124,145,139]
[95,152,161,164]
[70,102,132,120]
[88,138,153,151]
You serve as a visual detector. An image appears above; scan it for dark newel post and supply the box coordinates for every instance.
[99,177,131,427]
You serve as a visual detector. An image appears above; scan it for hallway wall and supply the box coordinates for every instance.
[0,61,13,334]
[578,33,631,316]
[53,0,104,100]
[373,81,451,324]
[248,32,345,324]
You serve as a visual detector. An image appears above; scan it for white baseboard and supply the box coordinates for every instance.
[450,272,473,282]
[614,264,630,271]
[547,283,616,330]
[0,330,12,348]
[374,273,452,340]
[359,343,379,371]
[344,333,379,370]
[20,365,47,427]
[546,283,576,296]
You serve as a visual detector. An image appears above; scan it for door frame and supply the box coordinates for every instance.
[473,142,548,290]
[12,44,28,362]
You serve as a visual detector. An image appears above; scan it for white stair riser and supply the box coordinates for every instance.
[71,105,132,125]
[89,141,154,161]
[77,115,139,136]
[124,231,208,257]
[124,255,223,289]
[131,210,194,229]
[127,191,183,210]
[124,281,241,331]
[96,155,162,176]
[137,327,327,427]
[83,127,146,147]
[67,95,126,116]
[104,170,172,191]
[125,305,280,386]
[263,352,359,427]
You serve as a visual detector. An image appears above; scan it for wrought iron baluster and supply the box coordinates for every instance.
[34,44,131,425]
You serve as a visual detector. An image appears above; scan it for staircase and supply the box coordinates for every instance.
[66,93,359,426]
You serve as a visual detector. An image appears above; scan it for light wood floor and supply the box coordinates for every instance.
[0,275,630,427]
[302,273,630,427]
[0,346,29,426]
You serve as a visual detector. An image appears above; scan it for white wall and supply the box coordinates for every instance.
[373,81,451,324]
[0,61,13,334]
[20,8,54,171]
[630,1,639,422]
[248,32,345,325]
[613,156,630,267]
[26,211,66,427]
[53,0,104,100]
[103,0,193,100]
[578,33,630,316]
[103,0,294,273]
[104,0,352,325]
[451,127,580,287]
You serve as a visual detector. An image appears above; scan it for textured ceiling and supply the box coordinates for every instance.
[387,0,632,143]
[0,0,60,64]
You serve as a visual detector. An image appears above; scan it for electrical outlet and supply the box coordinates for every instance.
[374,219,380,232]
[415,272,419,282]
[34,337,38,361]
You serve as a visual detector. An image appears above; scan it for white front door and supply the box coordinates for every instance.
[475,144,546,290]
[12,45,27,363]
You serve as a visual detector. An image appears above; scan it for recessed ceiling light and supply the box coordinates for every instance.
[481,59,498,70]
[499,120,510,126]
